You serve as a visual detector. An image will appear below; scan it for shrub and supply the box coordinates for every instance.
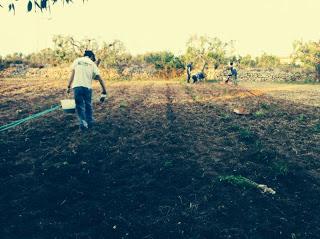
[256,53,281,68]
[143,51,184,78]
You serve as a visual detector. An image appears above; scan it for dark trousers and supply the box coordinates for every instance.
[73,87,93,126]
[187,72,191,83]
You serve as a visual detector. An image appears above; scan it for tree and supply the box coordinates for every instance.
[0,0,86,14]
[25,48,57,66]
[52,35,78,63]
[239,54,257,68]
[256,53,280,68]
[184,35,231,70]
[0,55,4,70]
[292,40,320,81]
[51,35,100,63]
[4,52,24,64]
[97,40,131,74]
[143,51,184,77]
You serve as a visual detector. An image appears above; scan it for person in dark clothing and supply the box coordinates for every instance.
[186,62,193,83]
[192,62,207,83]
[192,72,205,83]
[225,62,238,85]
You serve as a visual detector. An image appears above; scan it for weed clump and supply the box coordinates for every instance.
[219,175,276,194]
[271,161,289,176]
[254,109,267,117]
[238,127,258,144]
[314,123,320,133]
[219,175,257,188]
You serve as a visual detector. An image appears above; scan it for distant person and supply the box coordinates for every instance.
[192,63,207,83]
[67,50,107,131]
[186,62,193,83]
[192,72,205,83]
[225,62,238,85]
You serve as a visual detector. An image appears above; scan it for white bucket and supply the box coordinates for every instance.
[60,99,76,113]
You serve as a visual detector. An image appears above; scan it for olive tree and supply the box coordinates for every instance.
[52,35,99,63]
[184,35,232,70]
[97,40,132,74]
[256,53,280,68]
[292,40,320,81]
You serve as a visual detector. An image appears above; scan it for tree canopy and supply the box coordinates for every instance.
[184,35,233,70]
[293,40,320,80]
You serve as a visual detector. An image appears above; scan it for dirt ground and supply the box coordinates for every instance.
[1,75,320,239]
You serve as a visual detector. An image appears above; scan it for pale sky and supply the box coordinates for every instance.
[0,0,319,57]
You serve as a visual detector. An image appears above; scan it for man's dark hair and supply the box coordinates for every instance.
[84,50,96,62]
[230,62,234,66]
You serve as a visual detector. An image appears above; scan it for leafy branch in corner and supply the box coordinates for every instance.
[0,0,88,14]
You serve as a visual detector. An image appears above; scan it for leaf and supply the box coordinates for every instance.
[8,3,15,14]
[41,0,47,9]
[27,1,33,12]
[11,3,15,14]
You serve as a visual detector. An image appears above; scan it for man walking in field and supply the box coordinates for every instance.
[67,50,107,131]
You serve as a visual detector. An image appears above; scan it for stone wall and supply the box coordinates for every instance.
[209,68,315,83]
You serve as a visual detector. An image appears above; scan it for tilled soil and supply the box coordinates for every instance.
[1,78,320,239]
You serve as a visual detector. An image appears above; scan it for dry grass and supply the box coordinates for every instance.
[241,81,320,106]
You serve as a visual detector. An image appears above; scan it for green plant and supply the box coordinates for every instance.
[2,0,78,14]
[239,54,257,68]
[228,124,241,131]
[219,175,257,188]
[119,101,128,108]
[143,51,184,78]
[272,161,289,176]
[254,109,267,117]
[292,40,320,82]
[164,160,173,167]
[256,53,281,68]
[238,127,257,143]
[219,175,276,194]
[304,78,316,84]
[206,79,220,83]
[298,114,306,122]
[314,123,320,133]
[220,113,232,122]
[184,35,232,69]
[260,102,272,110]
